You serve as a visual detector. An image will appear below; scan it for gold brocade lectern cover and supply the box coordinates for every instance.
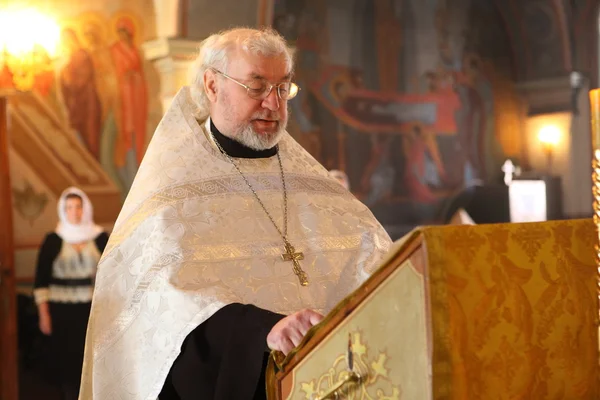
[267,219,600,400]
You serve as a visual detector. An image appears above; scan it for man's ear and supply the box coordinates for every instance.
[204,69,218,102]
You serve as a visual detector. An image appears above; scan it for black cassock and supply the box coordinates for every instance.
[159,303,284,399]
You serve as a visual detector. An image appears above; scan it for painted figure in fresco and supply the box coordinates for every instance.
[110,16,148,189]
[420,68,464,187]
[82,19,126,195]
[452,55,488,184]
[361,134,396,206]
[59,28,102,159]
[402,124,446,203]
[433,4,491,185]
[463,55,493,165]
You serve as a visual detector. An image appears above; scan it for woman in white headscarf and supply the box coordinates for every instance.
[33,187,108,400]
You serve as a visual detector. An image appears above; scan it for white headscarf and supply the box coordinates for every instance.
[55,187,103,244]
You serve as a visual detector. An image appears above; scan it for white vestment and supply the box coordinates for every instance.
[79,87,392,399]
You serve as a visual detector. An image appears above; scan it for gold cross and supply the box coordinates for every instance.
[282,242,309,286]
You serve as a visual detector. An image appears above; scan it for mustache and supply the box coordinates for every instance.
[252,114,281,121]
[250,105,291,122]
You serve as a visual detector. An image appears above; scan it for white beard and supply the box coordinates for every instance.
[220,91,288,150]
[233,120,287,150]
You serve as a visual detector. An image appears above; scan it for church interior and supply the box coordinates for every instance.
[1,0,600,398]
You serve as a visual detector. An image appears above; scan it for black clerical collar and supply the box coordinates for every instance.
[210,119,278,159]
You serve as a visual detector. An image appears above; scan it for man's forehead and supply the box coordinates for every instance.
[229,49,291,80]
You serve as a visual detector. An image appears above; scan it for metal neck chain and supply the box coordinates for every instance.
[210,132,289,244]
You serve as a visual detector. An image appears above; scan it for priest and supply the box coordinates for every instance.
[79,27,391,400]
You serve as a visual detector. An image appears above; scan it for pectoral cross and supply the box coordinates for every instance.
[282,242,309,286]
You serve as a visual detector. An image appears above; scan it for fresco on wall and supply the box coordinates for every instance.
[0,2,160,282]
[273,0,524,236]
[38,10,148,195]
[1,4,157,248]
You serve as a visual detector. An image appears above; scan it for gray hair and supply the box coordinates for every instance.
[189,27,295,120]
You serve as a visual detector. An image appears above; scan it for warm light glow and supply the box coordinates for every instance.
[538,125,561,147]
[0,8,60,91]
[0,8,60,58]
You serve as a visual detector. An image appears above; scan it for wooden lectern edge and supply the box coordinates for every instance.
[266,228,425,399]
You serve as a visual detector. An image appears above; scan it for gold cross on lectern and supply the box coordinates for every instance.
[282,242,308,286]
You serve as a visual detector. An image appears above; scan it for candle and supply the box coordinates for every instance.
[588,89,600,344]
[590,89,600,151]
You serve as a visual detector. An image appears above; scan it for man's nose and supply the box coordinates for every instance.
[261,87,280,111]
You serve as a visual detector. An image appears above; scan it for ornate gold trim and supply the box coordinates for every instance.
[104,174,350,256]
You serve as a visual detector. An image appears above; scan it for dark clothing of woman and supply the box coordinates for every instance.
[34,232,108,399]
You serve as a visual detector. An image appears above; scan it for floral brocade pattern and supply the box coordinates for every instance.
[512,223,552,262]
[426,219,599,400]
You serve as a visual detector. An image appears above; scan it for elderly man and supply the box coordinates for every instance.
[79,27,391,400]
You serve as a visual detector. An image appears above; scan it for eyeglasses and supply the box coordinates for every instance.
[211,68,299,100]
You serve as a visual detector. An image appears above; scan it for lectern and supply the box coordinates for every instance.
[267,220,599,399]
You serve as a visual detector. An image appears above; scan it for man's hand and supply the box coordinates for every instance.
[39,312,52,335]
[267,309,324,355]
